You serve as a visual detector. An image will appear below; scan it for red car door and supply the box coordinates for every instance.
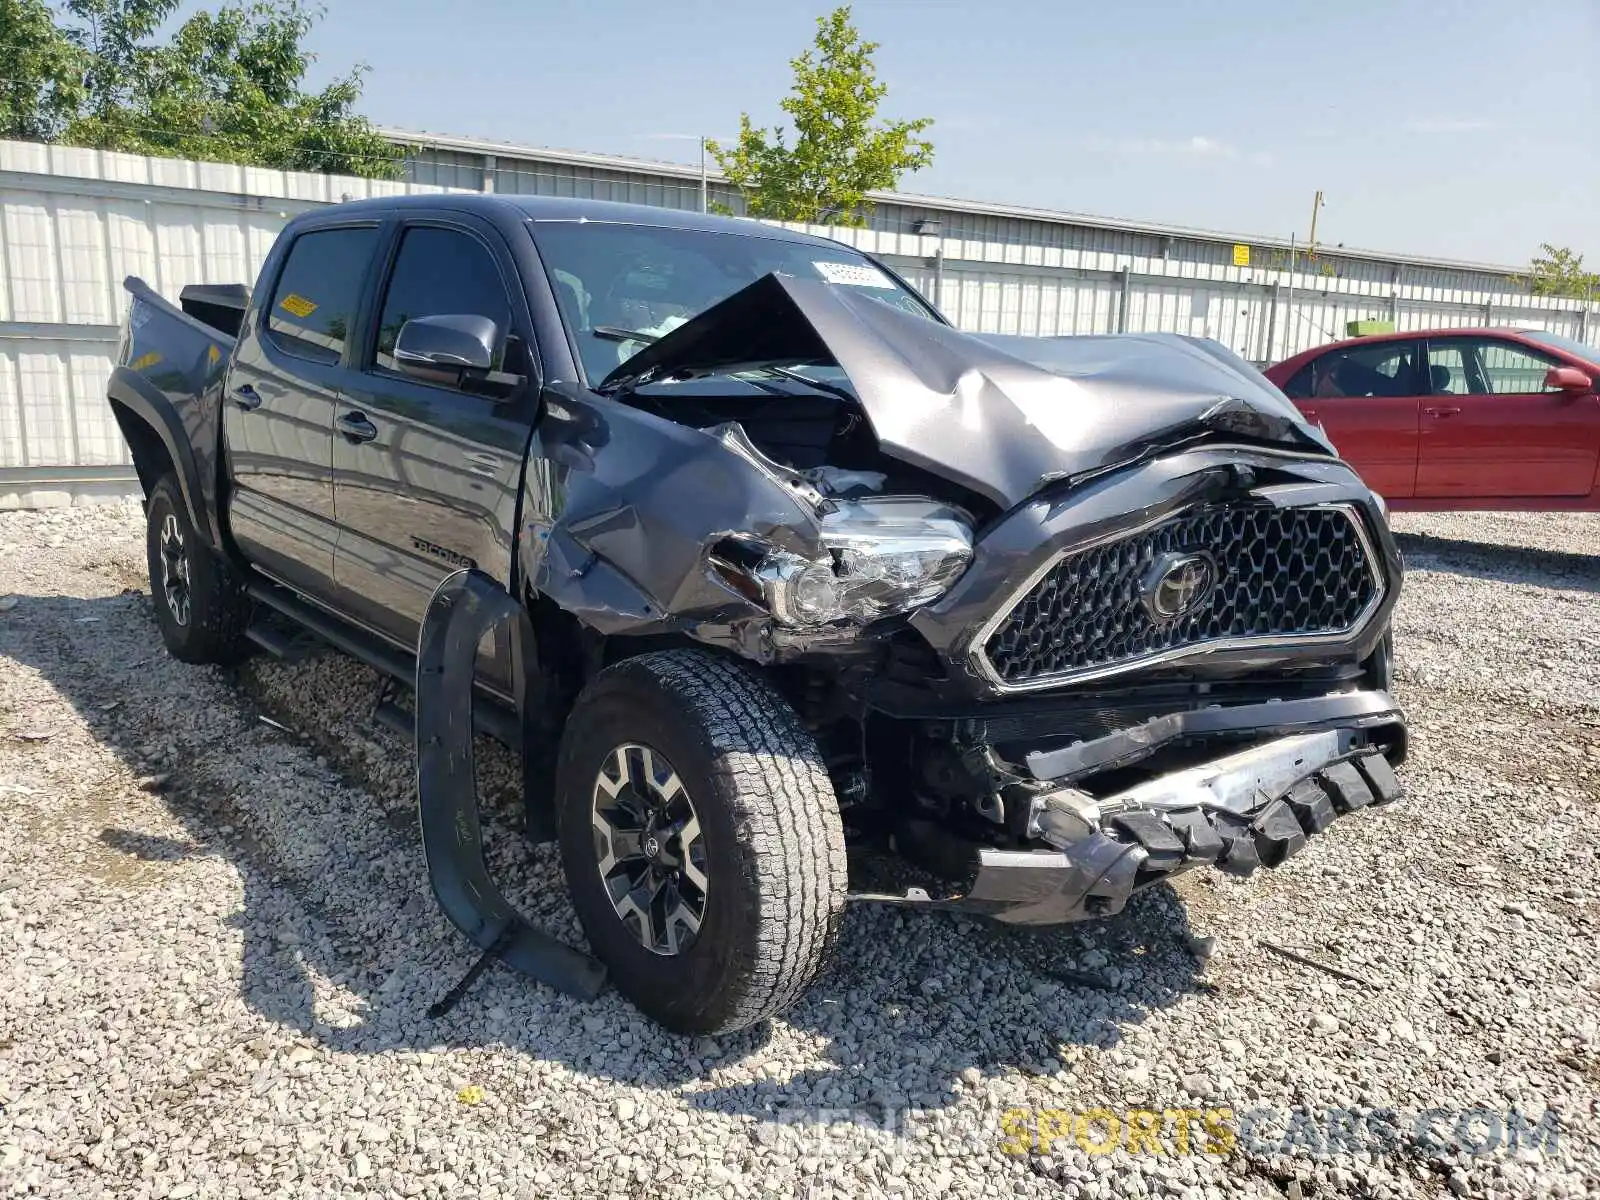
[1278,340,1422,498]
[1416,336,1600,498]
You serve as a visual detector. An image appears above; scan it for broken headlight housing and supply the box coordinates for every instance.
[758,498,973,627]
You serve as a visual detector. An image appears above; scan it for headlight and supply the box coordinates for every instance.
[757,498,973,627]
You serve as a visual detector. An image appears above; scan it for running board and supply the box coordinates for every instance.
[245,622,315,663]
[245,577,521,749]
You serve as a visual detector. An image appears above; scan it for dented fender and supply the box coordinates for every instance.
[517,385,831,653]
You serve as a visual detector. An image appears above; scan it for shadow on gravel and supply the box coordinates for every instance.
[1395,531,1600,594]
[5,587,1208,1127]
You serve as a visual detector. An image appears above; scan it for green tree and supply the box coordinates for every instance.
[0,0,87,141]
[5,0,400,178]
[59,0,173,130]
[709,6,933,225]
[1525,243,1599,300]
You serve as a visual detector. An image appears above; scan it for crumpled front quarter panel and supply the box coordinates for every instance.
[519,386,823,636]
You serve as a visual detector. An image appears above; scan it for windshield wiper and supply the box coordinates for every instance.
[593,326,785,397]
[593,325,658,344]
[591,324,854,403]
[755,364,856,406]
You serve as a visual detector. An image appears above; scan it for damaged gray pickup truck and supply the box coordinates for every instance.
[106,195,1406,1033]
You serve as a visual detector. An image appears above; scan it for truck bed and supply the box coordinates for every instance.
[108,278,245,549]
[122,276,243,380]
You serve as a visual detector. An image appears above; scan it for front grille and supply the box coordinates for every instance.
[981,504,1380,688]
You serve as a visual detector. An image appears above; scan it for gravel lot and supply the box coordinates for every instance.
[1,503,1597,1199]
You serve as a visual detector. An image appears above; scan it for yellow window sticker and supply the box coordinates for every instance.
[278,293,318,319]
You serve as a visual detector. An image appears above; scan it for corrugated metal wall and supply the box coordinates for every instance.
[0,141,460,503]
[4,138,1596,506]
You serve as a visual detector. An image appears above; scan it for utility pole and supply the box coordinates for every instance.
[699,136,708,214]
[1285,234,1296,360]
[1307,190,1325,252]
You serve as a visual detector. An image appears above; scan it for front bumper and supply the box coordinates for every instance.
[904,692,1405,925]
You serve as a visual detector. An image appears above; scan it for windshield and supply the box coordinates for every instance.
[1522,330,1600,367]
[527,220,937,385]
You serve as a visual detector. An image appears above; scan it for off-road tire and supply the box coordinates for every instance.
[555,649,848,1034]
[145,474,252,664]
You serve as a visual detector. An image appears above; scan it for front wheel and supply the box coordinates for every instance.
[555,649,847,1034]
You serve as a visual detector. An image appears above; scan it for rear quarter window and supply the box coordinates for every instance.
[265,226,379,365]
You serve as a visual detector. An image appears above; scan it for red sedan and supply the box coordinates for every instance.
[1265,328,1600,510]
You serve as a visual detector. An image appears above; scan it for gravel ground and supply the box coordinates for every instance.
[1,502,1597,1199]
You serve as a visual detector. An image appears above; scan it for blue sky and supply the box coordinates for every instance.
[296,0,1596,267]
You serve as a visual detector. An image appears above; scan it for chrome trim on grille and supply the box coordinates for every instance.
[970,502,1386,694]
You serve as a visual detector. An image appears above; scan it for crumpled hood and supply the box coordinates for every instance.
[600,272,1333,509]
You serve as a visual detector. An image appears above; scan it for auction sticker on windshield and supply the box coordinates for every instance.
[814,261,897,289]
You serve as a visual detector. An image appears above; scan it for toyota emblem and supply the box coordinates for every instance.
[1140,552,1218,621]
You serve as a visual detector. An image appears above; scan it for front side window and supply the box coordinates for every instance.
[1284,341,1418,399]
[265,226,378,365]
[1476,340,1561,394]
[1426,338,1562,395]
[373,226,513,377]
[528,221,935,384]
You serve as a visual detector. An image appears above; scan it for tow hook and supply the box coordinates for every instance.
[415,568,606,1011]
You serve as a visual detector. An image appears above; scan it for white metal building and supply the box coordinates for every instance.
[0,130,1594,506]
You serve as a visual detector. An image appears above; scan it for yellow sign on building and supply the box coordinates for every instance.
[1232,244,1251,268]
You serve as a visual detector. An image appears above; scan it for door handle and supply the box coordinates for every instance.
[337,411,378,444]
[1424,405,1462,418]
[230,384,261,411]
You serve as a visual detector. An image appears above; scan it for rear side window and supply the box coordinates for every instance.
[265,227,379,365]
[373,226,512,374]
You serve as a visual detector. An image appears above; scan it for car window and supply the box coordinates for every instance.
[529,221,935,385]
[373,226,513,378]
[265,227,378,365]
[1426,338,1561,395]
[1425,343,1474,395]
[1477,340,1562,394]
[1283,342,1417,399]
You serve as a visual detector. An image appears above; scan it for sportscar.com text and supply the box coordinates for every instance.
[757,1105,1563,1161]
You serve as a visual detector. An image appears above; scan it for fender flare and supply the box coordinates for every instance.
[415,567,606,1001]
[106,366,221,549]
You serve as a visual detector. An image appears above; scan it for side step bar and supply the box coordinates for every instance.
[245,577,521,748]
[244,622,314,663]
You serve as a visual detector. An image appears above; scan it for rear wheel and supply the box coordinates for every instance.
[555,649,847,1034]
[145,475,252,664]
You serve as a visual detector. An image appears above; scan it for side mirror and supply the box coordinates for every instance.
[395,314,499,376]
[1545,365,1594,394]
